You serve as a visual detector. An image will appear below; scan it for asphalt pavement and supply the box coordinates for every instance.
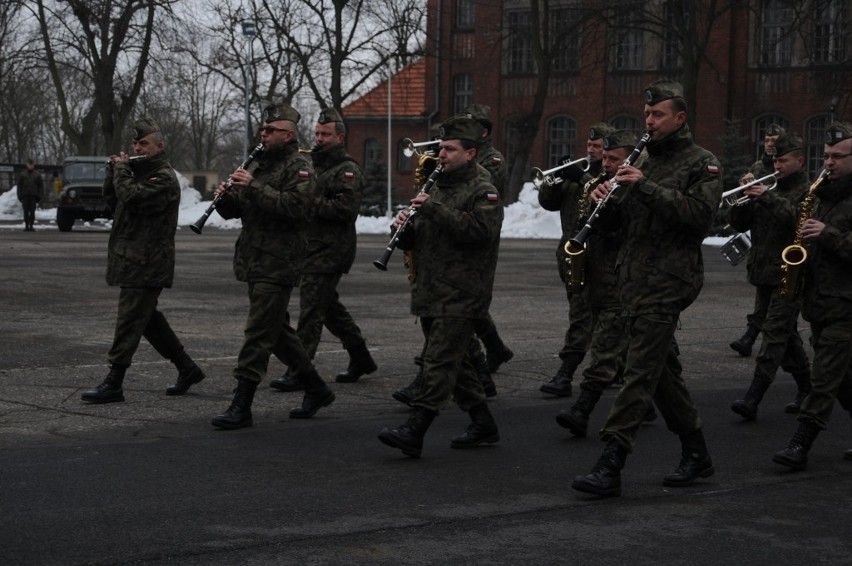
[1,223,850,565]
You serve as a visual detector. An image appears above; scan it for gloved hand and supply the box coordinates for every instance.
[559,156,585,184]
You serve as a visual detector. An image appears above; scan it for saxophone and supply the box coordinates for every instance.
[779,170,829,301]
[564,169,606,293]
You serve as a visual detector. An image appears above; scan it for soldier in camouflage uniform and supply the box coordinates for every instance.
[773,122,852,471]
[269,108,376,393]
[17,159,43,231]
[572,81,722,497]
[555,130,657,437]
[729,132,811,420]
[537,123,611,397]
[730,123,786,357]
[81,118,205,404]
[378,116,504,458]
[211,103,334,430]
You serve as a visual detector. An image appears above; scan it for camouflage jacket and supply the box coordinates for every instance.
[608,125,722,316]
[103,151,179,288]
[801,173,852,325]
[17,169,43,200]
[729,169,806,286]
[216,141,314,285]
[397,161,503,319]
[475,139,508,196]
[304,144,363,274]
[748,154,775,179]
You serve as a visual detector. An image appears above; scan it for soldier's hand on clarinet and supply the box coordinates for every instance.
[392,209,411,230]
[589,183,611,204]
[615,164,644,186]
[229,168,252,188]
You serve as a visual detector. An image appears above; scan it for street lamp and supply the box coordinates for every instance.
[241,20,257,159]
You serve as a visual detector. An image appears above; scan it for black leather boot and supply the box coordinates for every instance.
[472,349,497,398]
[392,366,423,406]
[480,329,513,373]
[82,365,127,403]
[773,421,821,470]
[269,369,303,392]
[289,368,335,418]
[166,349,206,396]
[572,440,629,497]
[555,389,602,437]
[731,376,772,420]
[451,402,500,448]
[539,355,581,397]
[378,406,437,458]
[785,372,812,413]
[335,342,378,383]
[729,324,760,357]
[663,428,715,487]
[211,378,257,429]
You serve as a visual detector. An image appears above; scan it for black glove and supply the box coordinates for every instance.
[558,156,585,183]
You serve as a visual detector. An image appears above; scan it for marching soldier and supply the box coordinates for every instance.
[17,158,43,231]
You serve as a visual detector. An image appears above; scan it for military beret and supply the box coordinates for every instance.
[132,117,161,141]
[765,124,786,136]
[589,122,613,140]
[462,104,493,129]
[602,129,638,151]
[772,132,803,157]
[317,107,342,124]
[263,102,300,124]
[438,116,484,143]
[644,80,685,105]
[825,122,852,146]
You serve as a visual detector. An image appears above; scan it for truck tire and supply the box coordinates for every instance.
[57,208,74,232]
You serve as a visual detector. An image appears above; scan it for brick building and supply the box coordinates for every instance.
[343,0,851,205]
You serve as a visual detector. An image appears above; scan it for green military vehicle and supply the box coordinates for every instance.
[56,156,111,232]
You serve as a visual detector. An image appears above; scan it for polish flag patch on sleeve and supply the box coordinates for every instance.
[486,192,499,202]
[344,172,355,179]
[492,157,502,164]
[707,164,719,175]
[299,170,310,178]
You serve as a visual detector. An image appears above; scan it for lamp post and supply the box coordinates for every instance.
[241,20,257,158]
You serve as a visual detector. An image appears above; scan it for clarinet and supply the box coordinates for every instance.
[373,163,443,271]
[569,132,651,248]
[190,143,265,234]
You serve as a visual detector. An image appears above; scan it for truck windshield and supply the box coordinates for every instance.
[64,161,108,183]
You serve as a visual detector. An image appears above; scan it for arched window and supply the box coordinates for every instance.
[546,116,577,168]
[805,115,831,178]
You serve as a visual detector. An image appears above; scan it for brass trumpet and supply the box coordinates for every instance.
[402,138,441,158]
[721,172,779,207]
[532,156,591,188]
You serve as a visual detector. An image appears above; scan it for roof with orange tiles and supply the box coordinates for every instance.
[343,59,427,119]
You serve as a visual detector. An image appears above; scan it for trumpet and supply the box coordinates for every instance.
[532,156,591,188]
[402,138,441,158]
[721,172,779,207]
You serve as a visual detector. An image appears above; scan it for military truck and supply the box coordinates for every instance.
[56,156,111,232]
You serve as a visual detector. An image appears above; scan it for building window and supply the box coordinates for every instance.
[547,116,577,168]
[364,138,381,169]
[613,9,643,70]
[456,0,475,29]
[507,10,534,74]
[805,115,830,178]
[753,115,790,160]
[662,2,686,69]
[610,115,642,137]
[503,117,523,175]
[453,74,473,115]
[813,0,847,64]
[758,0,792,67]
[551,8,580,72]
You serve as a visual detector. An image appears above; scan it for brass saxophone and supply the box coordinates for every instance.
[563,169,606,293]
[779,170,829,301]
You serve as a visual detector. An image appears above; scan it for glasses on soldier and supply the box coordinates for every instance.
[823,152,852,161]
[260,126,292,135]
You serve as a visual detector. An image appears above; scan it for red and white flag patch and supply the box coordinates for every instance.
[299,170,310,178]
[344,172,354,179]
[707,164,719,175]
[486,192,498,202]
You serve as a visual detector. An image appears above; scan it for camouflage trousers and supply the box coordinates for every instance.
[745,283,771,330]
[412,317,485,413]
[577,304,629,395]
[235,281,312,384]
[753,285,809,382]
[297,272,366,360]
[601,312,702,450]
[799,320,852,429]
[108,286,183,367]
[558,284,592,361]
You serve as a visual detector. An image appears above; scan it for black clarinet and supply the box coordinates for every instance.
[190,143,265,234]
[569,132,651,248]
[373,163,443,271]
